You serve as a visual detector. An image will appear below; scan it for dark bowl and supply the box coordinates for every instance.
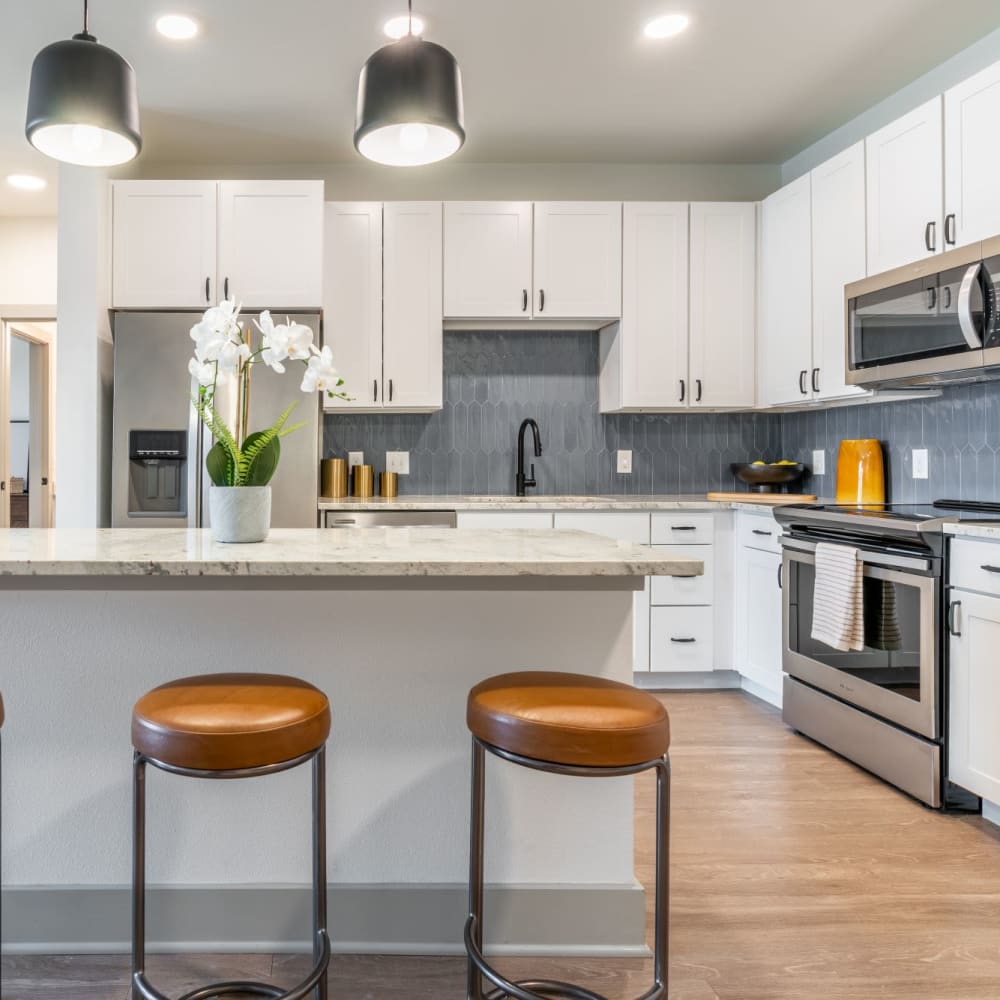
[731,462,807,492]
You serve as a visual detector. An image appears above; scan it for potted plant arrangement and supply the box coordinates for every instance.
[188,299,349,542]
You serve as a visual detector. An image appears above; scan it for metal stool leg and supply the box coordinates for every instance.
[467,738,487,1000]
[312,748,329,1000]
[132,752,147,1000]
[648,756,671,1000]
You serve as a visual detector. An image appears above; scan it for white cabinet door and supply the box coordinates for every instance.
[866,97,943,274]
[650,607,714,672]
[554,512,650,672]
[760,174,813,406]
[949,590,1000,803]
[444,202,533,318]
[218,180,324,308]
[810,142,868,401]
[735,545,783,699]
[619,202,689,408]
[533,202,622,318]
[112,180,217,308]
[383,202,443,411]
[689,202,756,408]
[322,203,383,411]
[945,60,1000,247]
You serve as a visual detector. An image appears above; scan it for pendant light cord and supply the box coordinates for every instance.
[83,0,89,34]
[408,0,413,37]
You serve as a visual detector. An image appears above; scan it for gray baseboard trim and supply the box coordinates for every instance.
[2,883,649,958]
[634,669,741,691]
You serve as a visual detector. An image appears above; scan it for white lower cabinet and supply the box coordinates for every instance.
[949,588,1000,803]
[650,607,714,672]
[456,511,553,529]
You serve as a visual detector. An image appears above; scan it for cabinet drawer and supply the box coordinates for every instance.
[554,512,650,545]
[736,512,781,553]
[457,511,553,530]
[651,512,713,545]
[950,538,1000,596]
[651,545,713,605]
[650,607,714,672]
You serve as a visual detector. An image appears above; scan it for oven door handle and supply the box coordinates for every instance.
[780,537,931,573]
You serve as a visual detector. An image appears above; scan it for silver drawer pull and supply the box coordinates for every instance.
[670,636,696,644]
[981,564,1000,574]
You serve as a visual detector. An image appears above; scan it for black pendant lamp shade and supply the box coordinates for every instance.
[355,33,465,167]
[25,2,141,167]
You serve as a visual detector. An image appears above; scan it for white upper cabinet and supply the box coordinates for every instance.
[689,202,756,408]
[217,180,324,308]
[760,173,813,407]
[112,181,218,308]
[619,202,690,408]
[865,97,943,275]
[810,142,868,401]
[322,203,383,412]
[443,202,533,318]
[533,202,622,318]
[382,202,443,411]
[945,60,1000,247]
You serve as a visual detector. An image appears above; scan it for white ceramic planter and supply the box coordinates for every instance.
[209,486,272,543]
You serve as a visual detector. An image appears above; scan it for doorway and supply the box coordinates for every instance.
[1,320,56,528]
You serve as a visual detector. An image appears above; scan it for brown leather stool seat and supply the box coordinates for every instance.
[132,673,331,771]
[467,670,670,768]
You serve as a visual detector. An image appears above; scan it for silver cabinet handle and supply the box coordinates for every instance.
[925,221,936,252]
[958,262,984,349]
[811,367,820,393]
[945,213,957,246]
[947,599,962,637]
[798,370,808,395]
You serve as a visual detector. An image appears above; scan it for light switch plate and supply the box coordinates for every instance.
[348,451,364,469]
[913,448,929,480]
[386,451,410,475]
[812,450,826,476]
[617,450,633,474]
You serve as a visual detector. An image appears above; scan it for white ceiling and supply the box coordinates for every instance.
[2,0,1000,216]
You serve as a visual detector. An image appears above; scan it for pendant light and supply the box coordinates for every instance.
[354,0,465,166]
[25,0,141,167]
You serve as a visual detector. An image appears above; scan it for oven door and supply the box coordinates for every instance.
[782,539,938,739]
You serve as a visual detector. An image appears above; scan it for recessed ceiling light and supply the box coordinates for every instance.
[643,13,691,39]
[156,14,200,40]
[384,13,426,39]
[6,174,47,191]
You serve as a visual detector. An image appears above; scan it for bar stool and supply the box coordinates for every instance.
[130,673,332,1000]
[464,671,671,1000]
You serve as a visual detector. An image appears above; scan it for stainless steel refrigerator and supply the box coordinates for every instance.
[111,311,321,529]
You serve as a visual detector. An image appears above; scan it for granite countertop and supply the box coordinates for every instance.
[0,528,703,579]
[944,523,1000,541]
[317,494,803,514]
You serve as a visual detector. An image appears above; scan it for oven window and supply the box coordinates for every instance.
[787,560,923,702]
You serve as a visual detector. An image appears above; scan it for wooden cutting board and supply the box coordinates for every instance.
[706,492,817,504]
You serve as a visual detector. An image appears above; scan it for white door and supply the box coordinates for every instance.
[112,180,217,308]
[218,180,324,308]
[554,512,651,672]
[945,60,1000,247]
[689,202,756,408]
[322,203,383,411]
[759,174,813,406]
[949,590,1000,803]
[866,97,943,274]
[444,202,533,318]
[383,202,443,411]
[735,545,783,699]
[533,202,622,318]
[810,142,868,401]
[619,202,689,408]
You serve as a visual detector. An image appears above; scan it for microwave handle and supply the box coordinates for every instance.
[957,262,984,349]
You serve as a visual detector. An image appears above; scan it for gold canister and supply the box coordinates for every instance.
[380,471,399,498]
[353,464,374,498]
[321,458,348,498]
[836,439,885,506]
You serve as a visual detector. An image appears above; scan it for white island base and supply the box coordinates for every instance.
[0,529,701,958]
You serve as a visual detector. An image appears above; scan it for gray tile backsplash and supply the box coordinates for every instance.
[323,331,995,501]
[323,331,782,495]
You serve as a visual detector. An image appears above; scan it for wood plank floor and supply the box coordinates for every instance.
[6,690,1000,999]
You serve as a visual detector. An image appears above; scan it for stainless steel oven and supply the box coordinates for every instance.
[781,537,938,739]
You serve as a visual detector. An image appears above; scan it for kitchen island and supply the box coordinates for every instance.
[0,528,700,958]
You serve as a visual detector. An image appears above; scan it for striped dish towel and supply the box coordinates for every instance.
[811,543,864,652]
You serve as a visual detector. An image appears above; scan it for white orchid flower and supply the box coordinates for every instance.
[301,345,340,393]
[255,310,291,373]
[216,338,252,375]
[188,357,216,387]
[286,320,315,360]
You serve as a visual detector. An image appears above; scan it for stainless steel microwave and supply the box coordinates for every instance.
[846,236,1000,388]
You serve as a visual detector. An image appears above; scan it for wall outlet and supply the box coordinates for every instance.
[913,448,929,480]
[348,451,364,469]
[617,450,633,474]
[812,450,826,476]
[386,451,410,475]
